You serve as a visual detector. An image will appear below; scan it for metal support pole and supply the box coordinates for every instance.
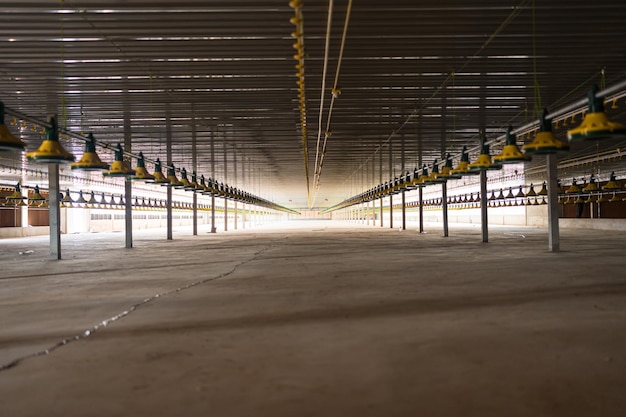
[480,170,488,243]
[124,83,133,248]
[547,154,560,251]
[191,107,198,236]
[211,194,216,233]
[166,186,173,240]
[418,187,424,233]
[166,107,173,240]
[442,182,449,237]
[380,197,383,228]
[210,130,216,233]
[124,180,132,248]
[48,164,61,260]
[389,194,393,229]
[401,190,406,230]
[192,192,198,236]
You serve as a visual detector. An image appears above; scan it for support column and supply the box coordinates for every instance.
[223,139,228,232]
[480,170,488,243]
[166,107,173,240]
[124,180,132,248]
[191,106,198,236]
[192,193,198,236]
[442,182,449,237]
[167,186,173,240]
[210,130,217,233]
[124,90,133,248]
[547,154,560,251]
[401,190,406,230]
[389,194,393,229]
[418,187,424,233]
[48,164,61,260]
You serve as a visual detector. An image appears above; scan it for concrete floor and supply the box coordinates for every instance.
[1,221,625,416]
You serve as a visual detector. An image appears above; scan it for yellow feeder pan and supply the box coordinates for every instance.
[411,165,428,187]
[61,189,74,207]
[148,158,170,184]
[87,191,98,207]
[103,144,136,177]
[582,175,599,192]
[493,126,531,164]
[201,176,215,195]
[565,179,581,193]
[26,116,75,164]
[567,85,626,141]
[6,183,26,204]
[435,154,454,181]
[602,172,621,190]
[28,185,46,206]
[450,146,479,178]
[185,171,202,192]
[75,190,88,205]
[164,165,184,188]
[130,152,155,181]
[0,102,26,152]
[199,175,212,194]
[70,133,109,170]
[597,194,610,203]
[610,193,622,202]
[469,142,502,171]
[178,167,193,189]
[523,109,570,154]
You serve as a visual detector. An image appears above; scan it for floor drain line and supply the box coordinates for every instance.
[0,244,275,372]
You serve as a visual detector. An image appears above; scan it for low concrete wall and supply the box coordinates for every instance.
[560,218,626,231]
[0,226,50,239]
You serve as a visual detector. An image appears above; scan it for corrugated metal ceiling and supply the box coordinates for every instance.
[1,0,625,208]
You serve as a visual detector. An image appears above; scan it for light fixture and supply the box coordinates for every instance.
[130,152,155,181]
[493,126,531,164]
[0,101,26,152]
[70,133,109,170]
[567,85,626,141]
[523,109,570,154]
[103,144,136,177]
[26,116,75,164]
